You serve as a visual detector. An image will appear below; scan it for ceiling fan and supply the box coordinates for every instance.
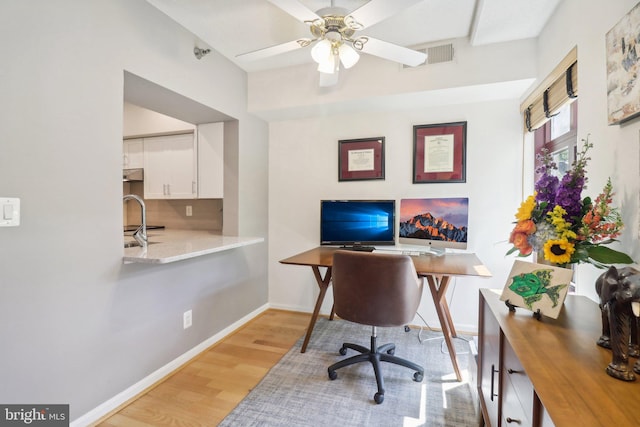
[236,0,428,86]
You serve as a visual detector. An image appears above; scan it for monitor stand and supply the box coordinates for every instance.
[423,247,446,256]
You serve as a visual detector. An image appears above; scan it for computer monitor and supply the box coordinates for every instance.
[398,197,469,254]
[320,200,396,249]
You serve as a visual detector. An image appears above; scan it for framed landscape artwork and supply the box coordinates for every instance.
[500,260,573,319]
[606,2,640,124]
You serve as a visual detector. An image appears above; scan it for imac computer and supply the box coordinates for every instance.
[320,200,396,251]
[398,197,469,255]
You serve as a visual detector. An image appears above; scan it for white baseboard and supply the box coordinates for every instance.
[71,303,270,427]
[268,302,321,314]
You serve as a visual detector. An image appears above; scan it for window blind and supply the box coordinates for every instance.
[521,47,578,132]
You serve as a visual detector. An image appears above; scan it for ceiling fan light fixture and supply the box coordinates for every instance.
[338,43,359,69]
[317,53,337,74]
[311,39,332,63]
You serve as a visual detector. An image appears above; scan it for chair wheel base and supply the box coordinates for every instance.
[328,369,337,380]
[374,392,384,404]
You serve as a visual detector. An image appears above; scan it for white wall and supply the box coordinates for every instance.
[533,0,640,301]
[268,100,523,332]
[0,0,267,422]
[123,102,195,137]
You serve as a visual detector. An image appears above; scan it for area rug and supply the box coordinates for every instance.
[219,317,480,426]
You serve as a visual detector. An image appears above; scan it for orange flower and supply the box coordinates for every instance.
[513,219,536,235]
[509,220,535,256]
[513,234,533,255]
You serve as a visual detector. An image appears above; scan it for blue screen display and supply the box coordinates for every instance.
[320,200,395,246]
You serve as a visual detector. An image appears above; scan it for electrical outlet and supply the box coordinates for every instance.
[186,205,192,217]
[183,310,192,329]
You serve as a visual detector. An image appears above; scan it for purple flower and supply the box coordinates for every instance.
[534,149,560,210]
[535,173,559,208]
[556,173,585,220]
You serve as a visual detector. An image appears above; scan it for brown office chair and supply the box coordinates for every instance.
[327,250,424,404]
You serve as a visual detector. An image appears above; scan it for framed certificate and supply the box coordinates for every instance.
[413,122,466,183]
[338,137,385,181]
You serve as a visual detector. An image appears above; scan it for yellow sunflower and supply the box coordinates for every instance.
[543,238,575,264]
[515,192,537,221]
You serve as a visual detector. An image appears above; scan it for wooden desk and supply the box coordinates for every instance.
[280,246,491,381]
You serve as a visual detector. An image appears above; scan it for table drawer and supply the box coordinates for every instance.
[503,340,534,417]
[501,369,532,427]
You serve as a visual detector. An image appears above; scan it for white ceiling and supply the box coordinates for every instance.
[146,0,562,73]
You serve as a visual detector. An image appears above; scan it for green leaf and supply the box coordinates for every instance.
[586,246,634,265]
[506,247,519,256]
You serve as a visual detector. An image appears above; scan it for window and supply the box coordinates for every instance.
[534,101,578,182]
[519,48,579,182]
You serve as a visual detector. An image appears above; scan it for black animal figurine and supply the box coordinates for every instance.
[596,266,640,381]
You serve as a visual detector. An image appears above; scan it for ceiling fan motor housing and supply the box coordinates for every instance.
[310,6,358,42]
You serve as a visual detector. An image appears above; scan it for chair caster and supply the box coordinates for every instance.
[374,392,384,404]
[328,369,337,380]
[386,348,395,355]
[404,325,410,332]
[339,346,347,356]
[413,371,424,382]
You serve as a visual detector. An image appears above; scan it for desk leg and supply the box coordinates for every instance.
[426,275,462,382]
[300,266,332,353]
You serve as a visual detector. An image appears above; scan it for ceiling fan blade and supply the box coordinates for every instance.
[349,0,422,28]
[267,0,321,23]
[360,37,426,67]
[236,40,307,61]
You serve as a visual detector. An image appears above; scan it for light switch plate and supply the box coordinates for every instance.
[1,198,20,227]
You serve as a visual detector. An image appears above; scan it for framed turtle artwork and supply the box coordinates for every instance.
[500,260,574,319]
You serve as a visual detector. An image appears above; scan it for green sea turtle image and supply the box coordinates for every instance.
[508,269,567,309]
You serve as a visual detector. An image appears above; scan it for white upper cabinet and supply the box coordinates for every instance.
[143,133,197,199]
[197,122,224,199]
[123,138,144,169]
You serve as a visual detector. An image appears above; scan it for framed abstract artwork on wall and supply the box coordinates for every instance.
[606,2,640,124]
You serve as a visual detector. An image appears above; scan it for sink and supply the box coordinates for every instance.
[124,241,158,248]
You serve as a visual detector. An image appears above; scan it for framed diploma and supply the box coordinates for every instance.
[412,122,466,183]
[338,137,385,181]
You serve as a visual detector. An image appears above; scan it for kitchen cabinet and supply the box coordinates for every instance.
[143,133,197,199]
[478,288,640,427]
[123,138,143,169]
[197,122,224,198]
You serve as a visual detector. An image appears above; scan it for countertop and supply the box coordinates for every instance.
[123,229,264,264]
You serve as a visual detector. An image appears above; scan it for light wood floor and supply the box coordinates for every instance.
[95,309,311,427]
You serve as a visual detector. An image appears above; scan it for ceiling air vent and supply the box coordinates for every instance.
[404,43,454,68]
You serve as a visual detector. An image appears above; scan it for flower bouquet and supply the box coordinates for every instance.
[507,138,633,268]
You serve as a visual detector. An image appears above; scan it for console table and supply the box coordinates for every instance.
[280,246,491,381]
[478,288,640,426]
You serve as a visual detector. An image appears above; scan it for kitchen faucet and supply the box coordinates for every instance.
[123,194,147,247]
